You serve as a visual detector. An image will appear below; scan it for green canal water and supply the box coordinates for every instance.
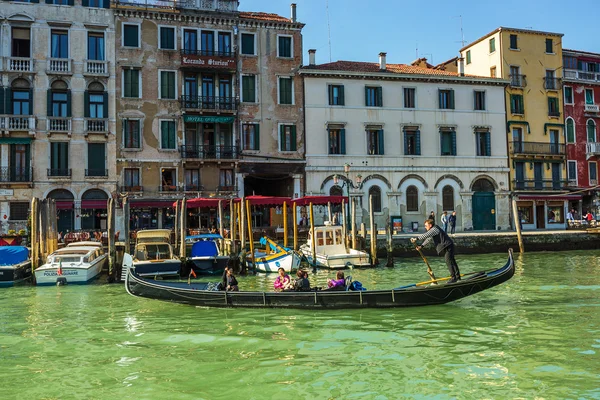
[1,250,600,399]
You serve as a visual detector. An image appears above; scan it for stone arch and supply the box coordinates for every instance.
[320,174,353,192]
[398,174,428,190]
[434,174,464,190]
[7,13,35,22]
[81,188,109,200]
[49,78,70,90]
[44,187,76,200]
[10,77,31,89]
[361,174,391,190]
[88,81,105,91]
[470,176,498,192]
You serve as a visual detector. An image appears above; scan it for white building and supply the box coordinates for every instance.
[299,51,511,232]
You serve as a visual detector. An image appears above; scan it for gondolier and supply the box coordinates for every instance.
[411,219,461,283]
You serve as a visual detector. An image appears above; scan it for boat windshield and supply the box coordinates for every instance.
[52,256,81,264]
[141,244,172,260]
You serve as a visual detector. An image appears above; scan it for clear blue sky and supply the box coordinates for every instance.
[240,0,600,66]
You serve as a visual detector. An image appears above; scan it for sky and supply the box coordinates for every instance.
[240,0,600,66]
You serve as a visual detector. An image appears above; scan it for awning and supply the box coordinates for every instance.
[518,195,583,201]
[81,200,108,209]
[0,138,32,144]
[130,200,176,209]
[183,115,235,123]
[56,201,74,210]
[292,195,349,206]
[246,195,291,206]
[176,198,240,208]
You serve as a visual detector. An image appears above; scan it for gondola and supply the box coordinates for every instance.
[125,249,515,309]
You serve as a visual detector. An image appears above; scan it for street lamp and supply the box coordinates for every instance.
[333,164,362,225]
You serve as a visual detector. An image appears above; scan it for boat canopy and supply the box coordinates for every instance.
[292,196,348,206]
[186,234,223,241]
[245,195,290,206]
[136,229,172,244]
[176,198,240,209]
[191,241,219,257]
[0,246,28,266]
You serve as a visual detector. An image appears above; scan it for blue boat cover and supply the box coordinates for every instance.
[191,240,219,257]
[186,234,223,241]
[0,246,29,266]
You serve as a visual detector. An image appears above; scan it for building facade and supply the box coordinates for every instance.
[300,51,510,232]
[0,0,116,234]
[563,49,600,216]
[461,27,573,230]
[114,0,304,230]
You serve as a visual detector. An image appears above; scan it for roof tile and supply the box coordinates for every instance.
[239,11,290,23]
[304,61,466,77]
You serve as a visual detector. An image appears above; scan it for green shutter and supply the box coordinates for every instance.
[327,128,332,154]
[0,88,4,115]
[290,125,297,151]
[279,125,285,151]
[378,130,384,155]
[340,128,346,154]
[567,120,575,143]
[485,132,491,156]
[66,90,71,117]
[102,92,108,118]
[328,85,333,105]
[365,87,369,106]
[339,85,345,106]
[449,90,455,109]
[403,129,408,155]
[416,130,421,155]
[249,76,255,102]
[254,124,260,150]
[5,89,12,114]
[102,0,110,8]
[88,143,105,170]
[84,90,90,118]
[451,131,457,155]
[377,87,383,107]
[47,90,52,117]
[132,70,139,97]
[67,0,74,5]
[51,142,58,169]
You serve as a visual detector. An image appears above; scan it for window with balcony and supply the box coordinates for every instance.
[367,129,384,155]
[219,75,232,106]
[510,94,524,114]
[585,89,595,105]
[489,37,496,53]
[185,169,200,191]
[588,120,597,142]
[406,186,418,212]
[84,0,110,8]
[161,168,176,191]
[440,129,456,156]
[545,70,557,90]
[201,30,214,55]
[550,130,560,154]
[369,186,382,213]
[279,125,297,151]
[88,32,105,60]
[159,27,175,50]
[278,77,293,105]
[85,83,107,119]
[87,143,106,177]
[159,71,176,100]
[476,130,491,156]
[48,80,71,119]
[12,27,31,58]
[546,38,554,54]
[242,75,256,103]
[242,123,259,151]
[160,120,176,150]
[219,169,234,190]
[404,88,415,108]
[442,186,454,211]
[365,87,383,107]
[566,118,575,143]
[123,24,140,48]
[50,142,69,176]
[328,127,345,155]
[404,127,420,155]
[123,168,140,190]
[123,69,140,98]
[509,66,523,87]
[50,30,68,59]
[11,89,32,115]
[278,36,292,58]
[474,91,486,110]
[183,29,198,53]
[123,119,141,149]
[563,56,577,70]
[438,89,455,109]
[548,97,560,117]
[564,86,573,104]
[217,32,232,55]
[49,0,70,5]
[10,144,30,182]
[9,203,29,221]
[328,85,345,106]
[241,33,255,55]
[589,162,597,185]
[509,34,518,50]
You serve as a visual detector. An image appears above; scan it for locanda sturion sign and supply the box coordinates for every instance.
[181,55,235,69]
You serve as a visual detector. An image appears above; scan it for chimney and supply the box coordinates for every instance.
[291,3,297,23]
[458,57,465,76]
[308,49,316,66]
[379,52,387,70]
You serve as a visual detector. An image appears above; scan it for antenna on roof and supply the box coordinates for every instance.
[326,0,332,62]
[416,42,418,60]
[453,15,466,47]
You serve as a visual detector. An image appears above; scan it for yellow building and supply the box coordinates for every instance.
[461,27,573,230]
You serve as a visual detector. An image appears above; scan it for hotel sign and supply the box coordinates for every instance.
[183,115,235,123]
[181,54,236,69]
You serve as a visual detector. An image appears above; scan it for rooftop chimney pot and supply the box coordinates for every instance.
[291,3,297,23]
[308,49,316,66]
[379,52,387,70]
[458,56,465,76]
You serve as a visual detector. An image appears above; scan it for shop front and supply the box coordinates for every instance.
[516,195,582,230]
[80,189,109,230]
[129,200,176,231]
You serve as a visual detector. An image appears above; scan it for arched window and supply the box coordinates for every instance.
[587,120,597,143]
[566,118,575,143]
[406,185,418,211]
[369,186,382,213]
[442,185,454,211]
[86,81,107,119]
[11,78,32,115]
[472,179,494,192]
[49,79,70,118]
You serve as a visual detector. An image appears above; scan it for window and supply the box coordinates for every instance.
[588,120,597,142]
[466,50,471,64]
[87,143,106,177]
[404,128,420,156]
[489,37,496,53]
[474,91,486,110]
[367,129,384,155]
[241,33,255,55]
[563,56,578,70]
[159,71,176,99]
[50,142,69,175]
[476,130,491,156]
[442,186,454,211]
[490,66,496,78]
[546,38,553,53]
[564,86,573,104]
[365,87,383,107]
[50,0,69,4]
[406,186,418,212]
[161,168,176,190]
[123,119,141,149]
[440,129,456,156]
[12,90,32,115]
[438,89,455,109]
[510,34,518,50]
[278,77,293,105]
[160,120,176,149]
[86,88,106,118]
[590,162,597,184]
[566,118,575,143]
[12,27,31,58]
[278,36,292,58]
[510,66,522,86]
[328,127,345,155]
[242,123,260,151]
[404,88,415,108]
[567,160,577,184]
[548,97,560,117]
[87,32,105,60]
[510,94,524,114]
[545,70,557,90]
[242,75,256,103]
[123,69,140,98]
[369,186,382,213]
[123,24,139,47]
[159,27,175,50]
[183,29,198,53]
[123,168,140,189]
[585,89,595,105]
[50,91,69,117]
[201,30,214,55]
[51,30,68,58]
[328,85,345,106]
[218,32,231,55]
[185,169,200,191]
[279,125,296,151]
[547,202,563,223]
[219,169,234,189]
[85,0,110,8]
[9,203,29,221]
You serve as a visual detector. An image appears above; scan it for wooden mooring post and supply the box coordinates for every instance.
[293,202,298,251]
[512,198,525,253]
[310,202,316,269]
[369,194,378,266]
[386,223,394,267]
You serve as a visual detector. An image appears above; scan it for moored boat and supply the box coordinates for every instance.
[186,234,229,275]
[35,242,106,286]
[125,249,515,309]
[0,246,32,287]
[300,224,371,269]
[124,229,181,278]
[248,236,302,273]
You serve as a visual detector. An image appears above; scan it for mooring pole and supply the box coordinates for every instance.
[123,196,130,254]
[342,198,348,252]
[31,197,38,274]
[369,194,377,266]
[39,200,47,263]
[229,198,236,255]
[174,199,179,253]
[512,198,525,253]
[218,199,224,252]
[293,202,298,251]
[310,202,316,269]
[351,198,357,250]
[386,223,394,267]
[180,198,187,258]
[246,199,254,271]
[283,201,288,247]
[107,197,115,280]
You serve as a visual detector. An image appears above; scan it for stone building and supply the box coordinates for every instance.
[113,0,304,230]
[0,0,117,234]
[299,51,511,232]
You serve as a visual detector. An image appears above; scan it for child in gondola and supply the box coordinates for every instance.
[294,270,311,292]
[327,271,345,289]
[274,267,292,292]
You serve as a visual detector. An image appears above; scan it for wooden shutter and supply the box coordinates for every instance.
[88,143,105,170]
[485,132,491,156]
[339,85,345,106]
[134,121,140,148]
[5,89,12,115]
[67,0,74,5]
[364,87,369,106]
[45,0,53,3]
[253,124,260,150]
[102,0,110,8]
[279,125,285,151]
[451,131,457,155]
[415,129,421,155]
[102,92,108,118]
[376,87,383,107]
[290,125,297,151]
[327,128,332,154]
[438,90,443,108]
[84,90,90,118]
[66,90,72,117]
[51,142,59,170]
[328,85,333,105]
[249,76,255,102]
[47,90,53,117]
[340,128,346,154]
[0,88,4,115]
[449,90,455,109]
[378,130,385,155]
[403,129,408,155]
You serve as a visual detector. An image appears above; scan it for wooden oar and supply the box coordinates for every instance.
[415,246,437,285]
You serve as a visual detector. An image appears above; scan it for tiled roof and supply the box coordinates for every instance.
[564,48,600,58]
[239,11,290,23]
[303,61,464,77]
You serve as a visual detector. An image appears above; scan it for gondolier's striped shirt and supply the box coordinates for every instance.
[416,225,454,255]
[417,225,443,247]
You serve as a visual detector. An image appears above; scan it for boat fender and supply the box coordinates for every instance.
[345,262,354,270]
[56,277,68,286]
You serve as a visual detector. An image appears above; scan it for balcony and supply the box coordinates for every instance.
[513,179,567,191]
[180,145,239,160]
[112,0,238,12]
[47,117,72,134]
[586,142,600,159]
[585,104,599,113]
[183,184,204,192]
[7,57,34,73]
[85,118,109,136]
[84,60,109,77]
[0,167,33,183]
[47,168,72,178]
[180,96,237,113]
[509,74,526,88]
[85,169,108,178]
[119,185,143,193]
[217,185,237,193]
[544,77,560,90]
[564,69,600,83]
[180,50,236,71]
[510,141,565,156]
[548,110,561,118]
[1,116,36,134]
[46,58,72,75]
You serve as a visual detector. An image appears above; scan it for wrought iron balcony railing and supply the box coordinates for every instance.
[510,141,565,155]
[0,167,32,182]
[159,185,180,192]
[179,96,237,111]
[180,145,239,160]
[180,49,235,57]
[544,77,560,90]
[513,179,568,191]
[509,74,526,88]
[119,185,143,193]
[183,184,204,192]
[85,169,108,177]
[47,168,71,177]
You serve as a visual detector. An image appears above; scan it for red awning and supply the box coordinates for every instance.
[178,198,240,208]
[518,195,583,201]
[292,195,349,206]
[81,200,108,209]
[245,195,291,206]
[56,201,74,210]
[130,200,176,209]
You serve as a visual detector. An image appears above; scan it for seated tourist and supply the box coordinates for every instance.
[226,268,239,292]
[327,271,346,290]
[273,267,292,292]
[294,270,311,292]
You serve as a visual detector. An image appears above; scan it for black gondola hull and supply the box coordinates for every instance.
[0,261,32,287]
[126,250,515,309]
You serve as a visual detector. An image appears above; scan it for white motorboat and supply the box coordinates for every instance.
[248,237,301,273]
[122,229,181,279]
[300,225,371,269]
[35,242,106,286]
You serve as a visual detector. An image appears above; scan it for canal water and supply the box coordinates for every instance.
[2,250,599,399]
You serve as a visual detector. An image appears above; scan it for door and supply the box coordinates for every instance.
[10,144,30,181]
[218,75,232,109]
[550,130,559,155]
[202,123,216,158]
[183,29,197,53]
[536,204,546,229]
[512,128,523,153]
[183,74,198,107]
[202,75,214,108]
[534,163,543,190]
[472,192,496,230]
[57,209,74,233]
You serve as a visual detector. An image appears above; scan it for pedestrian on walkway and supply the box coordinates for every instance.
[411,219,461,283]
[429,210,435,221]
[449,211,457,234]
[441,211,449,232]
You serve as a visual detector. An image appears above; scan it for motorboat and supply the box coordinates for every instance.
[248,236,302,273]
[123,229,181,279]
[35,242,106,286]
[185,234,230,275]
[300,224,371,269]
[0,246,32,287]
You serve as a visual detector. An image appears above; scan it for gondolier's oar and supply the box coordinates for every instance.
[415,246,438,285]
